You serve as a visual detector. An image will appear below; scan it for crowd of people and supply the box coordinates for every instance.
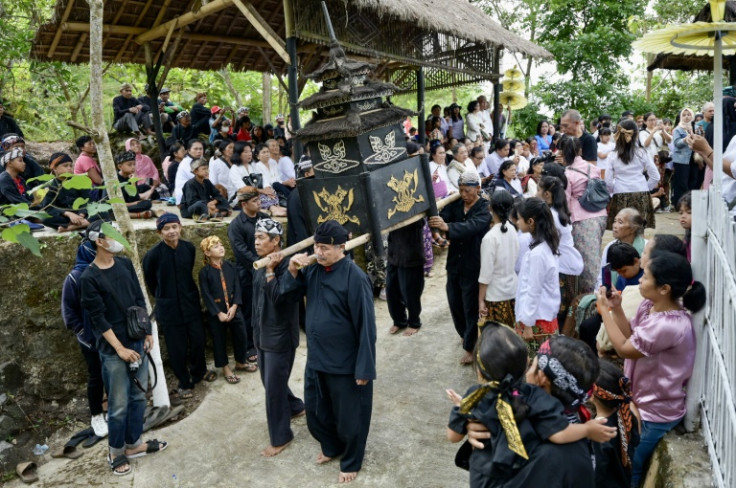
[1,88,729,486]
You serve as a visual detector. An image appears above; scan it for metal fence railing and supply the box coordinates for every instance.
[687,189,736,488]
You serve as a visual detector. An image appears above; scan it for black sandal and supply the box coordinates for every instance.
[108,454,132,476]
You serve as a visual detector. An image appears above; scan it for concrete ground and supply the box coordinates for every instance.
[8,211,688,488]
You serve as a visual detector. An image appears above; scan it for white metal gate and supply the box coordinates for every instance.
[688,189,736,488]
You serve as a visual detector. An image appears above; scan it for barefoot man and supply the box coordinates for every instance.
[282,220,377,483]
[252,218,305,457]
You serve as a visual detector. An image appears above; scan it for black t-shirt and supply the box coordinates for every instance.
[579,131,597,162]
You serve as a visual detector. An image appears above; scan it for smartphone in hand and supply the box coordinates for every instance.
[602,263,613,298]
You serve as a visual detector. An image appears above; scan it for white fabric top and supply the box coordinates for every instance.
[484,151,505,177]
[524,177,538,199]
[278,156,295,181]
[479,109,493,138]
[479,223,519,302]
[515,231,532,274]
[597,141,615,170]
[229,162,270,195]
[515,240,561,325]
[446,159,476,192]
[551,208,584,276]
[639,129,664,162]
[516,155,529,175]
[209,157,236,200]
[173,155,194,204]
[265,158,282,184]
[429,161,452,190]
[466,112,482,142]
[604,149,660,194]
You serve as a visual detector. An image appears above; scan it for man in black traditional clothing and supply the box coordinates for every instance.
[283,220,376,484]
[429,171,491,365]
[252,218,305,457]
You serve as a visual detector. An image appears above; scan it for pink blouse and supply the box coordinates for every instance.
[134,154,160,185]
[624,299,695,423]
[74,154,100,175]
[564,156,607,223]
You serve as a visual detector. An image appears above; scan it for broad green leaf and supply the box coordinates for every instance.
[72,197,89,210]
[107,197,125,204]
[62,175,93,190]
[124,184,138,197]
[86,202,112,217]
[26,174,54,184]
[16,231,41,257]
[101,222,131,251]
[1,227,18,243]
[3,203,29,217]
[29,211,52,220]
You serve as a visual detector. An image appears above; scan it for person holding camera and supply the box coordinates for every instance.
[671,108,697,206]
[639,112,672,165]
[79,221,168,476]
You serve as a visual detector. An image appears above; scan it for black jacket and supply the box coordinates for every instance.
[440,197,491,277]
[199,260,242,315]
[0,116,23,139]
[180,177,228,217]
[252,260,301,352]
[387,219,425,268]
[228,209,270,286]
[142,240,202,326]
[112,95,150,122]
[286,186,310,248]
[0,171,31,206]
[40,177,90,217]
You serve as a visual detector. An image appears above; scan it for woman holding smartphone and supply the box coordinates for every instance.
[671,108,697,206]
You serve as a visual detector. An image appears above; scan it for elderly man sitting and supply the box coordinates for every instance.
[112,83,153,135]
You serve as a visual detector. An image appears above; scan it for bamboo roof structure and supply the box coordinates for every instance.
[30,0,551,92]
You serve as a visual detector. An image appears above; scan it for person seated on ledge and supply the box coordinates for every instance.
[115,151,156,219]
[0,147,33,206]
[181,158,230,222]
[1,133,44,189]
[41,152,93,232]
[125,138,161,191]
[112,83,153,136]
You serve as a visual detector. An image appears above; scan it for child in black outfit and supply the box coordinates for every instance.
[446,323,615,487]
[198,235,255,384]
[181,158,230,222]
[592,359,640,488]
[41,152,92,232]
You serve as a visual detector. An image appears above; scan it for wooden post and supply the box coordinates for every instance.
[284,0,302,160]
[88,0,170,408]
[143,43,168,161]
[417,67,426,145]
[492,47,502,144]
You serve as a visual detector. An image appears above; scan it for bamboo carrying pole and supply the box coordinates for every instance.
[253,192,462,270]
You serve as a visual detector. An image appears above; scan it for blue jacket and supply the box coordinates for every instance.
[671,126,693,165]
[61,241,97,350]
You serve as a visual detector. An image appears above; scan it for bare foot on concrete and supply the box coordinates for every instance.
[389,325,403,334]
[460,350,473,365]
[261,441,291,457]
[339,471,358,483]
[316,452,333,464]
[403,327,419,336]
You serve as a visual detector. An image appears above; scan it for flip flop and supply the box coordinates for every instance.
[82,435,103,448]
[126,439,168,459]
[16,461,38,484]
[51,444,84,459]
[203,370,217,382]
[235,363,258,373]
[225,374,240,384]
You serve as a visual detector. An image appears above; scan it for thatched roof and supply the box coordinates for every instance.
[30,0,551,92]
[648,1,736,73]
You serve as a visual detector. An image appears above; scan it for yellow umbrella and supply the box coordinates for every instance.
[502,79,524,92]
[498,91,527,110]
[503,66,523,81]
[632,21,736,55]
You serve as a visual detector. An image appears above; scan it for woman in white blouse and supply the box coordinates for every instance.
[604,119,660,229]
[465,101,484,143]
[229,141,285,216]
[429,143,452,198]
[209,140,237,203]
[446,144,474,193]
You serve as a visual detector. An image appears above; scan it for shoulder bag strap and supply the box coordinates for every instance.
[566,166,591,179]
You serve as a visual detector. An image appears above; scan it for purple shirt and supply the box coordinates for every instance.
[624,299,695,423]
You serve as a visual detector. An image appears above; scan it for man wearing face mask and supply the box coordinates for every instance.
[80,220,168,476]
[273,114,286,139]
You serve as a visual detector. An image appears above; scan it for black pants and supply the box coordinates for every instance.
[446,272,479,352]
[304,367,372,472]
[127,199,152,214]
[240,284,256,358]
[257,346,304,447]
[80,343,105,416]
[386,264,424,329]
[161,319,207,390]
[672,163,700,207]
[208,313,247,368]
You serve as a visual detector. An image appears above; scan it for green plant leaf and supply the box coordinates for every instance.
[3,203,29,217]
[62,175,93,190]
[107,197,125,204]
[72,197,89,210]
[1,227,18,243]
[124,184,139,197]
[101,222,131,251]
[25,174,54,184]
[86,202,111,217]
[16,231,41,257]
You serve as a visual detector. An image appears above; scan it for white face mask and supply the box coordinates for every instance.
[103,239,124,254]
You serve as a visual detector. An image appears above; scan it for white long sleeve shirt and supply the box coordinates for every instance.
[551,208,584,276]
[604,149,660,194]
[209,157,236,200]
[173,155,194,204]
[479,223,519,302]
[515,241,560,326]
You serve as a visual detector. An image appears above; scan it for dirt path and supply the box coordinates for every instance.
[7,212,684,487]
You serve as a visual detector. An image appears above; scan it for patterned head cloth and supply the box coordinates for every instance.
[200,235,223,265]
[237,107,249,114]
[255,218,283,236]
[458,171,480,187]
[1,134,24,150]
[536,340,589,408]
[0,147,24,168]
[176,110,190,120]
[237,187,260,202]
[190,158,207,172]
[156,213,180,231]
[48,152,73,170]
[593,378,635,467]
[115,151,136,166]
[459,350,529,460]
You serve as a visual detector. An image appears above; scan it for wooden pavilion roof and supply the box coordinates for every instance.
[30,0,551,92]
